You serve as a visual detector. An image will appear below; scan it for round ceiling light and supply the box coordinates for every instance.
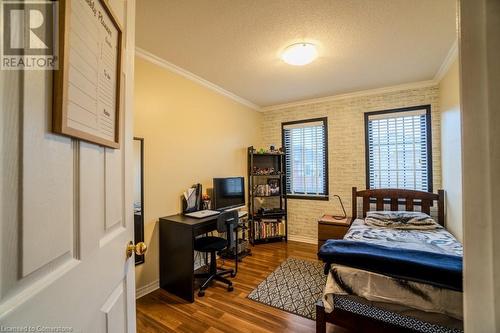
[281,43,318,66]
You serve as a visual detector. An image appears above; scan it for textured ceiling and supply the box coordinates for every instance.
[136,0,457,107]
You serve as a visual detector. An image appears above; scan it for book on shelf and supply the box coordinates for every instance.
[254,220,285,240]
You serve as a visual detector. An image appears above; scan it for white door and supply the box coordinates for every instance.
[0,0,137,332]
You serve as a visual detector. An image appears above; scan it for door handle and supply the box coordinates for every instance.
[126,241,147,258]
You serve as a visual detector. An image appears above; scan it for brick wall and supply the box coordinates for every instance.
[260,85,441,243]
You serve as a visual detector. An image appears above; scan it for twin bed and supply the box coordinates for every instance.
[316,187,463,333]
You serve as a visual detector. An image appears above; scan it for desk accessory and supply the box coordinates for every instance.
[182,183,202,213]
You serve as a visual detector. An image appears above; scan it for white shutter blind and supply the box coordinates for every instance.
[367,109,430,191]
[283,120,327,196]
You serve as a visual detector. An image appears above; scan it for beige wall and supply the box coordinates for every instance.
[134,56,261,290]
[261,86,441,242]
[439,60,462,241]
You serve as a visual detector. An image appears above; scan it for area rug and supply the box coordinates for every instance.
[247,257,326,320]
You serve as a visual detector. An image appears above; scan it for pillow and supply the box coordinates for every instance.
[365,211,441,230]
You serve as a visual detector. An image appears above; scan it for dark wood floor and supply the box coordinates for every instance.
[136,241,349,333]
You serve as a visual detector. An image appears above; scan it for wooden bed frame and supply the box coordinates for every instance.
[316,187,446,333]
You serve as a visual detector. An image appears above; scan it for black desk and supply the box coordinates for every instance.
[159,214,220,302]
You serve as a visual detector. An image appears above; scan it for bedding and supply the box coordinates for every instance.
[345,218,462,256]
[365,211,440,230]
[319,240,462,290]
[321,218,464,322]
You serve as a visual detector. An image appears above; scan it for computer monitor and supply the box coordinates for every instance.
[213,177,245,211]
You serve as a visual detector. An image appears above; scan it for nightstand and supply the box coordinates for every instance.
[317,216,353,252]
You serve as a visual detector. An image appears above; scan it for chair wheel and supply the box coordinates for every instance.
[228,285,234,292]
[230,272,236,278]
[198,290,205,297]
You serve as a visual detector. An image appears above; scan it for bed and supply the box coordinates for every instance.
[316,187,463,333]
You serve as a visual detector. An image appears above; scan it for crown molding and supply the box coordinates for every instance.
[137,43,456,113]
[261,80,438,112]
[135,47,261,111]
[434,39,458,82]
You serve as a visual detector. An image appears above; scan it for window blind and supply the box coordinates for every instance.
[283,119,327,196]
[366,108,431,191]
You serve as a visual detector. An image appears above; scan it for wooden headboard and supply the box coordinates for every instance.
[351,187,445,226]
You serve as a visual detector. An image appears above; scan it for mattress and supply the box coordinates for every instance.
[323,218,464,327]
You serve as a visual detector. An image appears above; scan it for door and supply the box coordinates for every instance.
[0,0,137,331]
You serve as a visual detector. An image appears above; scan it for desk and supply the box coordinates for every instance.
[159,214,221,302]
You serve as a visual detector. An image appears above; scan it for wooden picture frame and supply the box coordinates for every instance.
[53,0,123,149]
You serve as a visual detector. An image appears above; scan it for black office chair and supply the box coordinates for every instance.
[194,210,238,297]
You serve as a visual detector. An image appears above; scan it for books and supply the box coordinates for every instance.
[254,220,285,240]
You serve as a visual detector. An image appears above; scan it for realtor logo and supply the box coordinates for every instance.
[1,0,58,70]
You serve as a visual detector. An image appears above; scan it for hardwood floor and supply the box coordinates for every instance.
[136,241,349,333]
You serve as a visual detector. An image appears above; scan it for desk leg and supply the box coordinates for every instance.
[234,228,238,274]
[159,222,195,302]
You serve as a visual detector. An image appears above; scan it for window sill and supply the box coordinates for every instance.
[287,195,329,201]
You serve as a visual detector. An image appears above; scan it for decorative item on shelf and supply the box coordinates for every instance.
[267,179,280,195]
[254,184,265,196]
[254,146,283,155]
[331,194,347,220]
[268,145,283,154]
[252,166,277,175]
[254,184,273,196]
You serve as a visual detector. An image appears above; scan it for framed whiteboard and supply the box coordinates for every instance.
[53,0,123,148]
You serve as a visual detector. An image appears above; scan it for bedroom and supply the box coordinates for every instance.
[133,1,463,332]
[0,0,498,332]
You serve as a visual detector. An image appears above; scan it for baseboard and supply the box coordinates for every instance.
[288,234,318,245]
[136,279,159,299]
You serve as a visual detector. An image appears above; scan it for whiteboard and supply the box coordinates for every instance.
[53,0,122,148]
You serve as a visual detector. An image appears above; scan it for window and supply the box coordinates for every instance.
[365,105,432,191]
[282,118,328,199]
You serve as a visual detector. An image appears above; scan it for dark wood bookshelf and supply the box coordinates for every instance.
[248,146,288,244]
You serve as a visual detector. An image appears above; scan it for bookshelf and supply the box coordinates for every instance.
[248,146,288,244]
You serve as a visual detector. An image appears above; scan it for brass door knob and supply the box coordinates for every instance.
[126,241,147,258]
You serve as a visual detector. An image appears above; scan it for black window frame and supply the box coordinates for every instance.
[281,117,329,201]
[364,105,433,193]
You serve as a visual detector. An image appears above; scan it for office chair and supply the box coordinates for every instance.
[194,210,238,297]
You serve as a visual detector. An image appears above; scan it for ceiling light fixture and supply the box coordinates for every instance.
[281,43,318,66]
